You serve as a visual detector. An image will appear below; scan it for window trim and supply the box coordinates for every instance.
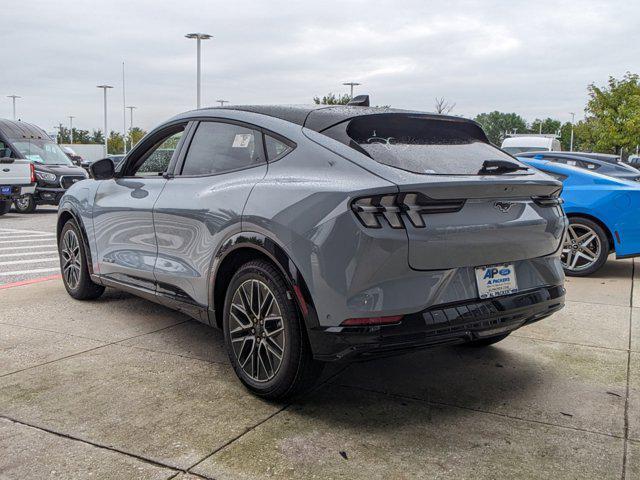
[118,121,191,178]
[262,130,296,163]
[173,118,268,178]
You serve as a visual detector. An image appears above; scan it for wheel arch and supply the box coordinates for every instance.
[209,232,318,332]
[57,208,96,276]
[566,212,615,251]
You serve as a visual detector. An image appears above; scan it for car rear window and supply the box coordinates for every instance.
[323,114,528,175]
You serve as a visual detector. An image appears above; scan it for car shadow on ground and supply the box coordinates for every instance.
[95,287,540,426]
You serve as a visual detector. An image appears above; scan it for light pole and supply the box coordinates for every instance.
[216,99,229,106]
[126,106,136,149]
[97,85,113,157]
[569,112,575,152]
[68,116,75,144]
[185,33,212,108]
[7,95,21,120]
[342,82,361,99]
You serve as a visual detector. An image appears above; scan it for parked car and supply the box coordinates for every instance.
[520,157,640,276]
[501,134,561,155]
[0,119,89,213]
[61,146,84,166]
[628,154,640,167]
[518,151,640,182]
[57,102,567,399]
[0,155,35,215]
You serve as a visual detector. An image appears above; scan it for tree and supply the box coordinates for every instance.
[313,93,351,105]
[91,130,104,145]
[128,127,146,148]
[473,111,528,145]
[107,131,124,155]
[574,73,640,157]
[529,118,561,135]
[434,97,455,114]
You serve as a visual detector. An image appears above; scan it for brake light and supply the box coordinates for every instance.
[351,193,465,229]
[532,196,564,207]
[29,163,36,183]
[341,315,403,326]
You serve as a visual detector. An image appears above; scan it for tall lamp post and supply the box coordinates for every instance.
[126,106,136,149]
[185,33,212,108]
[68,116,75,144]
[7,95,21,120]
[216,99,229,106]
[97,85,113,157]
[569,112,575,152]
[342,82,361,99]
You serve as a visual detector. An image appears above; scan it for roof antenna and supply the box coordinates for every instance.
[347,95,370,107]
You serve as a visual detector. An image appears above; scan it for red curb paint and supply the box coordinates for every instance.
[0,274,62,290]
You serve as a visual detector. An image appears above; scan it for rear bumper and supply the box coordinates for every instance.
[309,285,565,361]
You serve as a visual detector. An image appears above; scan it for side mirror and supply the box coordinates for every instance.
[89,158,115,180]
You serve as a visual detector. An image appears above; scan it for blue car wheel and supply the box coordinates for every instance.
[562,217,609,276]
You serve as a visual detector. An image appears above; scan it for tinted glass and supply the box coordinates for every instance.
[136,130,184,176]
[264,134,292,160]
[337,115,527,175]
[181,122,262,176]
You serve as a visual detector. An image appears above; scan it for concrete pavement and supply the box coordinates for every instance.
[0,259,637,479]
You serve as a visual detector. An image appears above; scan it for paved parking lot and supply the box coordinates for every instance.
[0,207,59,285]
[0,211,638,479]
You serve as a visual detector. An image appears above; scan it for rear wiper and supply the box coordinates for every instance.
[478,160,528,175]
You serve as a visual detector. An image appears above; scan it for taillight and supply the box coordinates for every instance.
[341,315,403,326]
[532,196,564,207]
[351,193,465,229]
[29,163,36,183]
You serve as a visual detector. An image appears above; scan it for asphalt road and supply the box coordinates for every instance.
[0,206,60,286]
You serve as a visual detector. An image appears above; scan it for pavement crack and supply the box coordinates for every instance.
[0,414,190,476]
[621,258,634,480]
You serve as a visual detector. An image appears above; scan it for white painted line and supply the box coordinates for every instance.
[0,238,59,245]
[0,233,56,238]
[0,229,55,235]
[0,267,60,276]
[0,244,56,252]
[0,250,58,258]
[0,257,59,266]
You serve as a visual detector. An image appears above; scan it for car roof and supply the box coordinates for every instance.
[520,151,619,160]
[521,157,638,185]
[193,104,479,133]
[0,118,50,140]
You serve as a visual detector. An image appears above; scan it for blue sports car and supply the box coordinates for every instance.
[521,157,640,276]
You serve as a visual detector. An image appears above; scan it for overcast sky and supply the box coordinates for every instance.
[1,0,637,134]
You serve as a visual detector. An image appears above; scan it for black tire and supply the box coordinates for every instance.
[59,219,105,300]
[223,260,323,400]
[0,200,11,216]
[563,217,609,277]
[463,332,511,347]
[14,194,37,213]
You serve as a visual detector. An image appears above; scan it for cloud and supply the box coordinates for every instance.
[0,0,636,134]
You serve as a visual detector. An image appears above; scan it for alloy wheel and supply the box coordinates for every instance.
[229,279,285,382]
[562,223,601,272]
[15,195,30,210]
[61,229,82,289]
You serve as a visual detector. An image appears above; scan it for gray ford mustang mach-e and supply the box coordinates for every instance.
[56,99,567,399]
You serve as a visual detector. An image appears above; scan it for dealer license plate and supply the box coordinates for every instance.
[0,186,11,195]
[475,263,518,299]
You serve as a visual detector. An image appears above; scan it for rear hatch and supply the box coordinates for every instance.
[323,113,566,270]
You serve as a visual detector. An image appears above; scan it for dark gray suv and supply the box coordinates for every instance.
[57,102,567,399]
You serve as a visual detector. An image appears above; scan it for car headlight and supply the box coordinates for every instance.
[35,172,57,182]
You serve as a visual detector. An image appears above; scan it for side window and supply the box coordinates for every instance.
[135,130,184,176]
[264,134,293,161]
[180,122,262,176]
